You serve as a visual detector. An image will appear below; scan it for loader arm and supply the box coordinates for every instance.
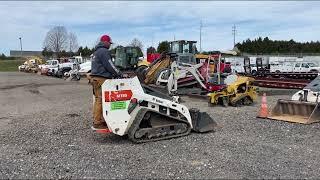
[167,61,207,94]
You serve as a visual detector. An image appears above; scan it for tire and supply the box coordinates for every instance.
[243,96,253,106]
[223,67,232,73]
[251,70,257,76]
[136,66,147,75]
[221,97,229,107]
[60,69,68,78]
[155,68,171,82]
[208,97,214,107]
[136,66,148,82]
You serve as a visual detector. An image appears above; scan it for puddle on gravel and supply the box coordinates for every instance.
[0,83,67,90]
[66,113,80,118]
[28,88,41,94]
[25,147,42,155]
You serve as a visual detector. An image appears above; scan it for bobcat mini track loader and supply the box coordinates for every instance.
[93,76,217,143]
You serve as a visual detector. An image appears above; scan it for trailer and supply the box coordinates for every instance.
[253,77,310,89]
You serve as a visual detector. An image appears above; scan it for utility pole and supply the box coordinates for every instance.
[200,20,203,53]
[232,24,236,48]
[19,37,22,57]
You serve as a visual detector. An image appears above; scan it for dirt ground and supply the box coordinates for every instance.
[1,72,320,179]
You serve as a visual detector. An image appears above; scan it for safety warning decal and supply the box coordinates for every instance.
[105,90,133,102]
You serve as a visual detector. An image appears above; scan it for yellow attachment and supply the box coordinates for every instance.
[23,56,45,73]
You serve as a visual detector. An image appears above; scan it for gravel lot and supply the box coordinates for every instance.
[1,72,320,179]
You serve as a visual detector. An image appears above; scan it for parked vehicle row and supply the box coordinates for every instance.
[270,61,320,73]
[19,56,92,81]
[227,56,320,74]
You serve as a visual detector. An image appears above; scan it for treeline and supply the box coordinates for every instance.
[236,37,320,54]
[42,46,115,58]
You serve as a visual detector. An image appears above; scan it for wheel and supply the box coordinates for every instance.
[136,66,148,82]
[221,96,229,107]
[223,67,232,73]
[155,68,171,84]
[208,96,214,107]
[242,96,253,106]
[76,74,81,81]
[231,98,243,107]
[279,75,286,79]
[60,70,68,78]
[136,65,148,74]
[251,70,257,76]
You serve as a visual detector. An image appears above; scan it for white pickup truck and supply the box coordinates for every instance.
[38,60,59,74]
[39,59,78,77]
[271,62,320,73]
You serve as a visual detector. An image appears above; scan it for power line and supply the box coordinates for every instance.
[232,24,236,47]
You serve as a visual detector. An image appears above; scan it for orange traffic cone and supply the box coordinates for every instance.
[257,93,269,118]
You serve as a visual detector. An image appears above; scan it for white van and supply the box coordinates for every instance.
[271,61,320,73]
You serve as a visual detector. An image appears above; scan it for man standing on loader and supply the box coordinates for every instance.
[91,34,123,130]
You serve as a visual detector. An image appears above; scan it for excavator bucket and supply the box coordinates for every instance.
[189,108,217,132]
[268,99,320,124]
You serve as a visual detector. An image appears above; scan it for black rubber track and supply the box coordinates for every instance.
[127,108,192,143]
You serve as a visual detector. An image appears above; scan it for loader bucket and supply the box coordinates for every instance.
[268,99,320,124]
[189,108,217,132]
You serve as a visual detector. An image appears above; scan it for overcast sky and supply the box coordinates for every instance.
[1,1,320,55]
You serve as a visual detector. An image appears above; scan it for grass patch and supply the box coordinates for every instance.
[0,59,25,71]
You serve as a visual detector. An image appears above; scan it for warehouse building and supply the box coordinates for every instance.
[10,50,42,57]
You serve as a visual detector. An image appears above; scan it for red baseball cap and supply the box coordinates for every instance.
[100,35,113,44]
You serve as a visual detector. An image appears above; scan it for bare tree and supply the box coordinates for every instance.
[129,38,143,50]
[68,32,79,53]
[43,26,68,55]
